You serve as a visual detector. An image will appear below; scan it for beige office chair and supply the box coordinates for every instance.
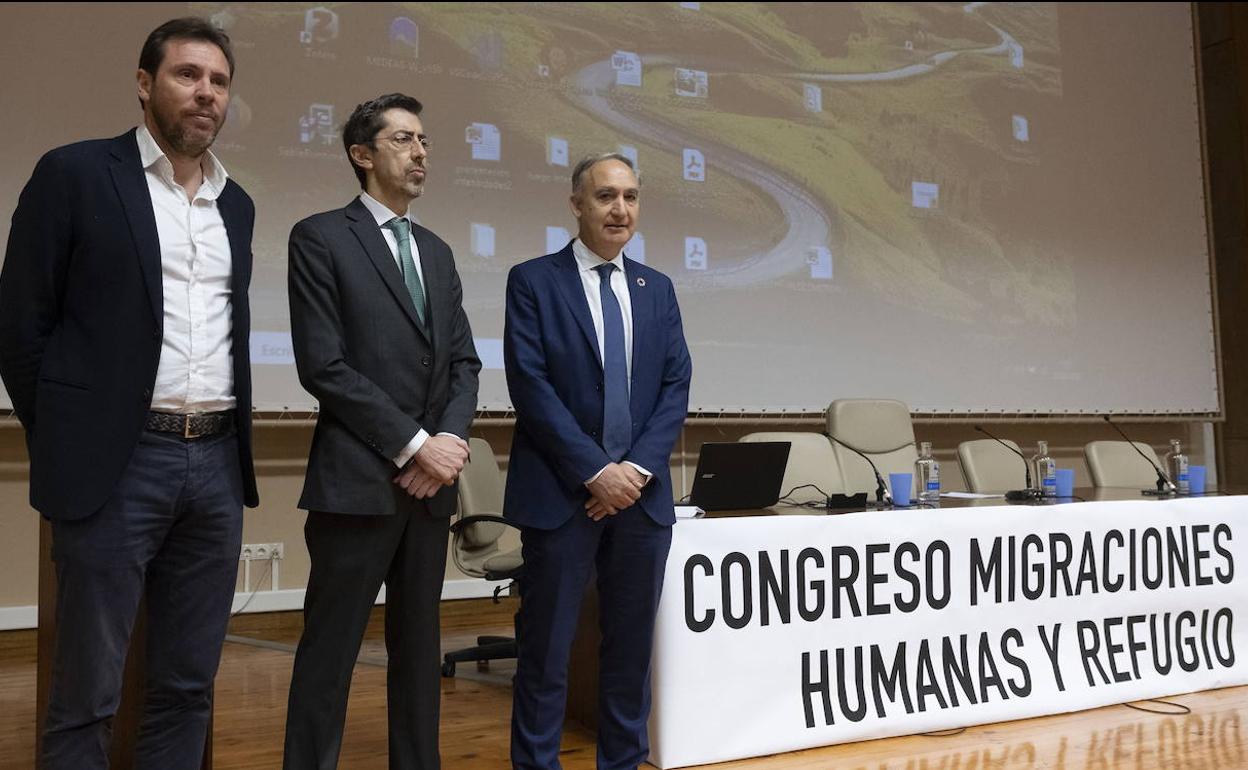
[1084,440,1164,488]
[442,437,523,678]
[740,432,845,503]
[825,399,918,500]
[958,438,1028,494]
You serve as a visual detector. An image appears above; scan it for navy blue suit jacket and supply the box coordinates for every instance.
[0,129,258,520]
[503,244,692,529]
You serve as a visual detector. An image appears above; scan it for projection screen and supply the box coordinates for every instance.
[0,3,1216,414]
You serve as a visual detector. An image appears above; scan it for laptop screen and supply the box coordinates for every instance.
[688,442,791,511]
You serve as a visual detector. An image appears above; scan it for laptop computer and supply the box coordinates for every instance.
[688,441,791,511]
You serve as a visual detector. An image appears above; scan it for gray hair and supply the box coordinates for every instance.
[570,152,638,197]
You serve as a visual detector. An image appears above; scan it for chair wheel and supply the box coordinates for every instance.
[441,661,456,678]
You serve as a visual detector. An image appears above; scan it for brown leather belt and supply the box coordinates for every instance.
[145,411,234,439]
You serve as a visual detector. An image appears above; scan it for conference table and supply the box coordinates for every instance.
[569,488,1248,769]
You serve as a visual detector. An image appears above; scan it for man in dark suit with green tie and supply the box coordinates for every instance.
[282,93,481,770]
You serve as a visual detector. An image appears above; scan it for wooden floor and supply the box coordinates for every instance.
[3,598,1248,769]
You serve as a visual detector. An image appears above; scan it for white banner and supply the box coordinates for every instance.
[648,497,1248,768]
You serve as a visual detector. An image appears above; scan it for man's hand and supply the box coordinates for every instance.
[415,434,469,484]
[394,463,444,499]
[585,463,645,521]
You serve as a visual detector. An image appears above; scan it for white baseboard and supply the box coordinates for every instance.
[0,578,509,631]
[0,605,37,631]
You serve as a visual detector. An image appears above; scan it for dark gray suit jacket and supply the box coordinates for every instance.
[288,197,480,517]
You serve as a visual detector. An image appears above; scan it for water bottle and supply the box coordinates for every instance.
[1032,441,1056,498]
[915,441,940,503]
[1165,439,1190,495]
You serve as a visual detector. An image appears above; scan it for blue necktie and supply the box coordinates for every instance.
[595,263,631,461]
[384,217,427,328]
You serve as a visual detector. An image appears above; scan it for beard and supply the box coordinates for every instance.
[149,93,223,157]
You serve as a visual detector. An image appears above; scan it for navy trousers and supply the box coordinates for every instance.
[511,507,672,770]
[43,428,244,770]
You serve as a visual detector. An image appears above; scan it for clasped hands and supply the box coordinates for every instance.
[585,463,647,521]
[393,434,469,499]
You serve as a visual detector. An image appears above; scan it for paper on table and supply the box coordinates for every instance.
[674,505,705,519]
[940,491,1006,499]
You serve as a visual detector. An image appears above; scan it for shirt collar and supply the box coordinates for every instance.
[359,192,414,229]
[135,124,228,198]
[572,238,626,275]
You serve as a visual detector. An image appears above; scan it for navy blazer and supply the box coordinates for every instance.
[0,129,258,520]
[503,243,692,529]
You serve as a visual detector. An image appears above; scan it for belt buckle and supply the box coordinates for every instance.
[183,414,200,439]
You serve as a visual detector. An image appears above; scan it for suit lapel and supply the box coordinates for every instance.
[622,256,652,378]
[217,182,252,304]
[552,246,602,368]
[345,198,430,343]
[108,131,162,326]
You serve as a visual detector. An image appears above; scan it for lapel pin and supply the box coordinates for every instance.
[636,277,646,287]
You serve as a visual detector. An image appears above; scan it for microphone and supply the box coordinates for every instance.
[974,425,1044,502]
[1102,415,1176,495]
[828,434,893,507]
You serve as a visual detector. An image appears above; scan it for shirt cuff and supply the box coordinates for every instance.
[393,429,430,469]
[585,463,612,486]
[624,461,653,485]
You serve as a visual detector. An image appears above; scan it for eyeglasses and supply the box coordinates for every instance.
[373,131,431,151]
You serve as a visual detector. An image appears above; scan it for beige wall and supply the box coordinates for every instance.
[0,417,1212,613]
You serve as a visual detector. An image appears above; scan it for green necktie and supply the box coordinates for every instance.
[384,217,427,327]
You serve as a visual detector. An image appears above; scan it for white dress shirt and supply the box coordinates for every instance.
[571,239,651,485]
[137,125,236,414]
[357,193,450,469]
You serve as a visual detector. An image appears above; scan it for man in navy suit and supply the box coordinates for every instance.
[504,154,692,770]
[0,18,256,770]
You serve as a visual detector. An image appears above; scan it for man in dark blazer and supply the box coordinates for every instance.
[0,18,257,770]
[504,154,692,770]
[283,93,481,770]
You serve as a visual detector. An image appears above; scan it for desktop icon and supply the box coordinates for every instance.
[804,83,822,113]
[547,137,569,167]
[298,103,337,145]
[807,247,833,280]
[626,232,646,264]
[612,51,642,87]
[1012,115,1029,142]
[685,237,707,270]
[470,223,496,258]
[912,181,939,209]
[675,68,708,98]
[388,17,419,58]
[466,123,502,161]
[546,226,572,254]
[682,149,705,182]
[301,7,338,45]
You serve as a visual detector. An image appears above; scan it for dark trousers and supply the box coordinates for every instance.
[282,505,449,770]
[511,507,672,770]
[43,429,244,770]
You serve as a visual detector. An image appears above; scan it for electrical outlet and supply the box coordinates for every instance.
[240,542,285,561]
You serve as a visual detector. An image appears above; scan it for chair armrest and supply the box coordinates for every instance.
[450,514,520,535]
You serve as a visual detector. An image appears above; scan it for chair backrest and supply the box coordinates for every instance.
[740,432,845,502]
[958,438,1027,494]
[456,438,506,551]
[1084,440,1163,488]
[825,399,918,497]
